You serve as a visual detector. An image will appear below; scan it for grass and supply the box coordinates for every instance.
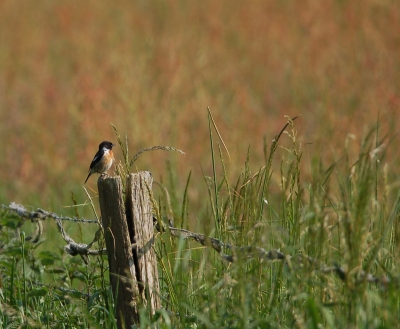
[1,119,399,328]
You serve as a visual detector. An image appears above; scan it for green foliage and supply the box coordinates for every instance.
[152,120,400,328]
[0,212,117,328]
[1,120,399,328]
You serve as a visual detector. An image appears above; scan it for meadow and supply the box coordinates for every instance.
[0,0,400,328]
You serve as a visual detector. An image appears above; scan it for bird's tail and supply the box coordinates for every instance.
[84,171,91,184]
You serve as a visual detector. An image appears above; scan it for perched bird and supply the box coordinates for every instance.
[84,141,115,184]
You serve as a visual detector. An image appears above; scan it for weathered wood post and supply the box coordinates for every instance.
[98,176,140,327]
[125,172,161,314]
[98,172,160,328]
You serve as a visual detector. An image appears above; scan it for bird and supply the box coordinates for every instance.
[84,141,115,184]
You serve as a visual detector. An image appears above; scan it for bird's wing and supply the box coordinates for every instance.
[89,150,104,169]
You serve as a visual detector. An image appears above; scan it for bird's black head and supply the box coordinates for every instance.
[99,141,115,150]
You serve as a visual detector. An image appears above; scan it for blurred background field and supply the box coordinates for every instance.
[1,1,400,327]
[0,0,399,218]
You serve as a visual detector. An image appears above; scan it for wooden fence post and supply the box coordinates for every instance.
[98,176,140,328]
[125,172,161,315]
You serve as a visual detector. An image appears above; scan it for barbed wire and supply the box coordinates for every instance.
[56,218,106,264]
[1,202,100,224]
[28,281,91,299]
[1,202,394,290]
[165,225,394,289]
[1,203,105,263]
[168,226,285,262]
